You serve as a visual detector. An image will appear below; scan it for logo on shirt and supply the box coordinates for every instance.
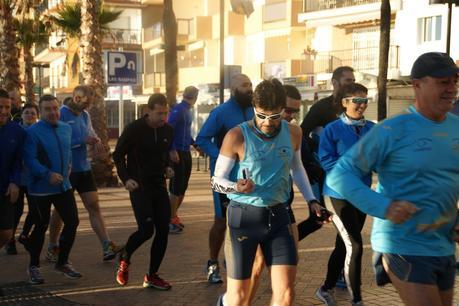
[413,138,432,152]
[277,146,291,158]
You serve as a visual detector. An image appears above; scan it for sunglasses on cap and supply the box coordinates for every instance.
[345,97,368,104]
[282,108,300,114]
[253,108,282,120]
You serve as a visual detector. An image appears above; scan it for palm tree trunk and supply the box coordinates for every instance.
[377,0,390,121]
[23,42,35,103]
[163,0,178,107]
[0,0,21,92]
[81,0,117,186]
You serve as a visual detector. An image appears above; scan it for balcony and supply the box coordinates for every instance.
[304,0,381,13]
[103,28,141,46]
[298,45,399,75]
[144,72,165,88]
[143,19,190,47]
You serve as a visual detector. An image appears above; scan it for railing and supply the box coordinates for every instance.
[304,0,381,12]
[301,45,399,74]
[144,72,166,88]
[103,28,141,45]
[144,22,163,42]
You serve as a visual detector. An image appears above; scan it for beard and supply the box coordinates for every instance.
[234,89,253,108]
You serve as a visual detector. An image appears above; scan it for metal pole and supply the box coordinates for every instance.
[219,0,225,104]
[118,86,124,136]
[446,1,453,55]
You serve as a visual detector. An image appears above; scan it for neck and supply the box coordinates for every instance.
[345,113,363,120]
[414,103,446,122]
[68,103,81,115]
[145,116,159,128]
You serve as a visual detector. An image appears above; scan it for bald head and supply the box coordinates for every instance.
[8,90,22,109]
[230,74,252,95]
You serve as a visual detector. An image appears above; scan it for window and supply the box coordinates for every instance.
[418,16,442,43]
[263,1,287,23]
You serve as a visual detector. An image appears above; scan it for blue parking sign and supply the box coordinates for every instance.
[107,51,138,85]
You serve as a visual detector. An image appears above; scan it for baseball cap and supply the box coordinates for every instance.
[410,52,459,79]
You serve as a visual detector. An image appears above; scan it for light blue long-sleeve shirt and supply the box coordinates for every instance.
[327,105,459,256]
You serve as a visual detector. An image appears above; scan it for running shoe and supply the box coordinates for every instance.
[169,223,183,234]
[315,286,338,306]
[171,216,184,229]
[55,263,82,279]
[28,266,44,285]
[5,239,17,255]
[143,273,172,290]
[116,257,130,286]
[353,301,365,306]
[103,241,122,262]
[46,246,59,263]
[206,260,223,284]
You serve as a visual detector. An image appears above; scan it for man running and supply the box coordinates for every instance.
[327,52,459,306]
[23,94,81,284]
[47,85,120,262]
[113,93,173,290]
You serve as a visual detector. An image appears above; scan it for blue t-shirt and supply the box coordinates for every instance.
[327,105,459,256]
[228,120,293,207]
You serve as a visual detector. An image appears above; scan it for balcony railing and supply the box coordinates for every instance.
[300,45,399,74]
[144,72,165,88]
[304,0,381,13]
[103,28,141,45]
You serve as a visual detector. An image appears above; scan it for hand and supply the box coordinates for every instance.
[86,135,100,145]
[385,200,419,224]
[5,183,19,203]
[165,167,174,179]
[93,142,105,157]
[49,172,64,185]
[236,178,254,194]
[310,202,333,223]
[194,145,205,157]
[169,150,179,164]
[125,179,139,192]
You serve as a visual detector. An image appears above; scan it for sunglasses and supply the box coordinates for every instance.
[346,97,368,104]
[254,108,282,120]
[283,108,300,114]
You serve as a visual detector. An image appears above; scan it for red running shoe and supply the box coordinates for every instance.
[143,273,171,290]
[116,258,130,286]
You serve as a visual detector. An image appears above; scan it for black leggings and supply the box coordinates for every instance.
[323,197,366,303]
[28,190,79,267]
[125,187,171,275]
[13,186,34,236]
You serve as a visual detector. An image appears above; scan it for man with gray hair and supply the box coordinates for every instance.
[196,74,253,283]
[167,86,199,233]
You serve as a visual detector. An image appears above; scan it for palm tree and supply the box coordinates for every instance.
[15,17,48,103]
[80,0,118,186]
[163,0,178,107]
[377,0,391,121]
[0,0,21,92]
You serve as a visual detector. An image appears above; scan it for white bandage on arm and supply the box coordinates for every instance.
[290,149,316,202]
[211,154,238,194]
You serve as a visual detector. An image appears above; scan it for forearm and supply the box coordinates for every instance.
[290,150,316,202]
[210,154,237,194]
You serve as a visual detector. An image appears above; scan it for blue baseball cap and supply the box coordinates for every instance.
[410,52,459,79]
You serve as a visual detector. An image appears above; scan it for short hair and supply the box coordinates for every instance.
[283,85,301,100]
[253,78,286,110]
[62,96,73,106]
[22,103,39,114]
[332,66,354,82]
[38,94,58,107]
[73,85,94,98]
[335,83,368,105]
[0,88,9,99]
[183,86,199,100]
[147,93,167,110]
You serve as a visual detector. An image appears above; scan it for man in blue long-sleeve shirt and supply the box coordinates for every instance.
[0,89,26,249]
[167,86,199,233]
[195,74,253,283]
[327,52,459,306]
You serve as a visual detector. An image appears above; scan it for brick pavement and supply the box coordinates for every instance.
[1,170,459,305]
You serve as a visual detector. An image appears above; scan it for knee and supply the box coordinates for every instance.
[227,290,250,306]
[84,201,101,214]
[273,287,295,306]
[140,222,155,240]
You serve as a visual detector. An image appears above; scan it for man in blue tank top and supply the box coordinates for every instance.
[211,79,322,306]
[327,52,459,306]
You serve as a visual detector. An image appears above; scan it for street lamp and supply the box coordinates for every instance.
[429,0,459,55]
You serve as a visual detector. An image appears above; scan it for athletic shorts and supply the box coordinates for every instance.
[70,170,97,194]
[225,201,297,280]
[213,191,229,219]
[0,195,14,230]
[169,151,192,196]
[373,252,456,290]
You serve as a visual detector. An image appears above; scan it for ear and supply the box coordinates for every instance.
[341,98,348,108]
